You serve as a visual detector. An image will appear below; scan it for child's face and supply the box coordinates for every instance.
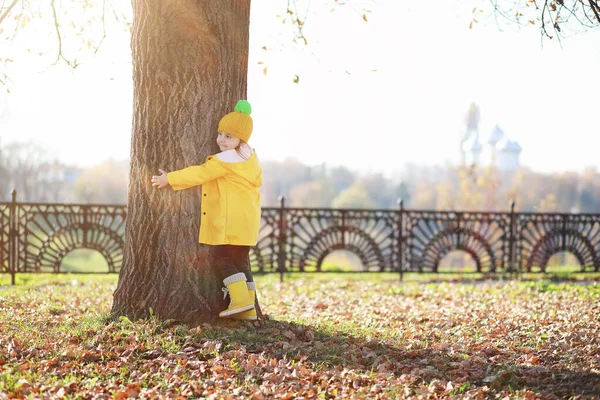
[217,131,241,152]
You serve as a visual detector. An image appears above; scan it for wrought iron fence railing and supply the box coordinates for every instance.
[2,191,600,284]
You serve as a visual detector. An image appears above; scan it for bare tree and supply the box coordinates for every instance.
[0,141,72,202]
[73,159,128,204]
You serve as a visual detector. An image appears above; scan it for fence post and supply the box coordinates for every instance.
[277,196,287,283]
[82,205,88,248]
[9,190,17,285]
[561,212,567,254]
[508,199,516,278]
[397,198,404,282]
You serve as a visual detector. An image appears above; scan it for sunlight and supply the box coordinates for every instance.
[320,250,364,272]
[438,250,478,273]
[545,251,584,273]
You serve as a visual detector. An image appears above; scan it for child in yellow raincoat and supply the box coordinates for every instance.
[151,100,262,320]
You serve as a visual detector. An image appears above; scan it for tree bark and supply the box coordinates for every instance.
[111,0,250,324]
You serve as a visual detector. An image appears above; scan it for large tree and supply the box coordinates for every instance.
[110,1,251,323]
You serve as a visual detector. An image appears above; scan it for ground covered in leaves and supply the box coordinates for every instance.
[1,273,600,399]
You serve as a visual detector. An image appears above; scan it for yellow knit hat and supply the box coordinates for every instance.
[217,100,253,142]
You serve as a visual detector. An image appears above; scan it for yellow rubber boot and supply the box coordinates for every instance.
[219,273,254,318]
[232,282,257,320]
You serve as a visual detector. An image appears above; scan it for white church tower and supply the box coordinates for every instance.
[462,134,482,166]
[487,125,504,165]
[460,103,482,166]
[496,135,522,171]
[460,103,522,171]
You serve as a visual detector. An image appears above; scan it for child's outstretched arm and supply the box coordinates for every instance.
[152,157,229,191]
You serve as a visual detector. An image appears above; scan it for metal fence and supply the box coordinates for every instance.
[2,190,600,284]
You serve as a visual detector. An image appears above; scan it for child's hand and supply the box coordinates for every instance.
[151,169,169,189]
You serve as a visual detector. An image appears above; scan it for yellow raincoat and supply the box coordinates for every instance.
[167,153,262,246]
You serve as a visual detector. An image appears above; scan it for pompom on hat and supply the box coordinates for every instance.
[217,100,253,142]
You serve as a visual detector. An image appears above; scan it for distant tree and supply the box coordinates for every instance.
[0,141,70,202]
[357,173,403,208]
[328,165,356,193]
[73,159,128,204]
[288,179,337,208]
[332,182,377,209]
[394,181,411,207]
[260,158,316,203]
[579,188,597,213]
[258,180,282,207]
[538,193,557,212]
[0,164,9,200]
[577,168,600,212]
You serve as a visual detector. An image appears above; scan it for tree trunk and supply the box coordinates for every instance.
[111,0,250,324]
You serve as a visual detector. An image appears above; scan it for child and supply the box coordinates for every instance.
[151,100,262,320]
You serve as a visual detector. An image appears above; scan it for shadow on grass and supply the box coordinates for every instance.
[173,317,600,398]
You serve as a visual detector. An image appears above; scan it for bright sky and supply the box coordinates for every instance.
[1,0,599,175]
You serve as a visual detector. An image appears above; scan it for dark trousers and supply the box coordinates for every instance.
[213,245,254,283]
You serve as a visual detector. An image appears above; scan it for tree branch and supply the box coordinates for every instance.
[589,0,600,23]
[93,0,107,55]
[49,0,77,67]
[50,0,63,63]
[490,0,599,39]
[0,0,19,27]
[541,0,549,36]
[287,0,309,45]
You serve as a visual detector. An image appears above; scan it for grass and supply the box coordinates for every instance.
[1,273,600,398]
[61,249,110,273]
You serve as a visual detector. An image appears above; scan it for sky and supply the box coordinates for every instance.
[1,0,599,176]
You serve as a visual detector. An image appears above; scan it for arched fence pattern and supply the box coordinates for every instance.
[2,192,600,284]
